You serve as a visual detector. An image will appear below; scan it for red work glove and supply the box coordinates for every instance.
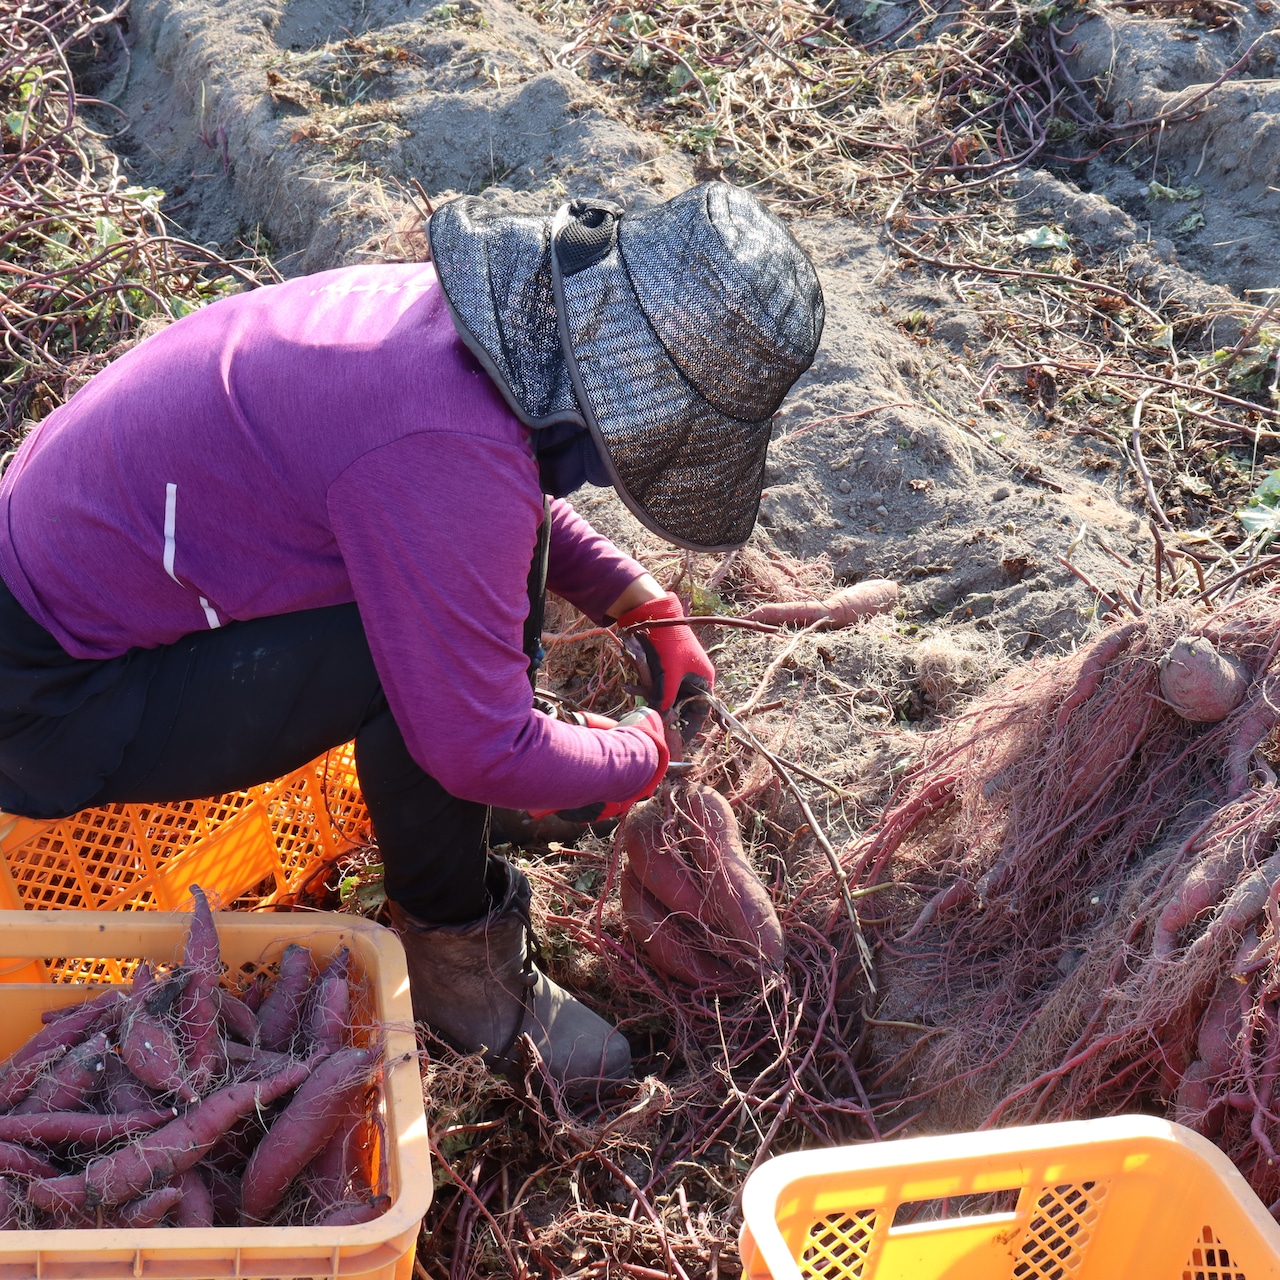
[616,592,716,744]
[535,708,670,825]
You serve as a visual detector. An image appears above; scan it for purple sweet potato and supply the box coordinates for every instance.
[224,1041,295,1080]
[1159,636,1249,723]
[115,1185,181,1228]
[0,991,126,1109]
[212,988,260,1045]
[241,973,268,1015]
[14,1031,109,1115]
[0,1176,19,1230]
[11,991,125,1070]
[305,1095,368,1206]
[0,1108,175,1148]
[742,580,900,629]
[0,1140,57,1178]
[317,1195,390,1226]
[102,1054,159,1115]
[683,787,785,968]
[171,1167,215,1228]
[182,886,221,979]
[120,972,196,1103]
[620,867,740,988]
[303,950,350,1057]
[241,1048,375,1224]
[178,887,225,1094]
[85,1059,309,1207]
[28,1173,89,1215]
[256,945,314,1052]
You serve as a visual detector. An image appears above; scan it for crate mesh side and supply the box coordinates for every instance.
[1012,1181,1108,1280]
[1182,1225,1248,1280]
[800,1209,878,1280]
[0,748,370,983]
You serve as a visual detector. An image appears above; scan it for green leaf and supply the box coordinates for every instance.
[1015,225,1069,250]
[1147,180,1203,202]
[1237,470,1280,543]
[1173,210,1206,235]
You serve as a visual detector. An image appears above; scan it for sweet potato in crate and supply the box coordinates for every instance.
[0,909,428,1280]
[0,745,368,983]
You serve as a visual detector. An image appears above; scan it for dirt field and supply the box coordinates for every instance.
[50,0,1280,1271]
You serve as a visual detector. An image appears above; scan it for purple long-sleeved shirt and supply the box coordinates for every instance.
[0,264,658,809]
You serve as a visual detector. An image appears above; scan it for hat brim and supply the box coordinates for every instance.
[428,200,586,431]
[551,207,769,553]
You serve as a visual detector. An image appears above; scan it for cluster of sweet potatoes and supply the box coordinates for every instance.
[0,887,385,1230]
[621,784,785,988]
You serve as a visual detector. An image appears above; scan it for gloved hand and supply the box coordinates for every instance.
[534,708,670,825]
[616,592,716,745]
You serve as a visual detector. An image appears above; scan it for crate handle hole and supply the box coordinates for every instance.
[892,1187,1021,1227]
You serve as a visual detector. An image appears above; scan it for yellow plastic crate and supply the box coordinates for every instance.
[739,1116,1280,1280]
[0,908,428,1280]
[0,745,369,982]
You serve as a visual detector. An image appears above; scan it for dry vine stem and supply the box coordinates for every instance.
[707,692,875,990]
[0,0,271,438]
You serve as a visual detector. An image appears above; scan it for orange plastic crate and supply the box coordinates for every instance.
[739,1116,1280,1280]
[0,745,369,982]
[0,909,428,1280]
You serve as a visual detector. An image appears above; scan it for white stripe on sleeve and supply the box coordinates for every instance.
[163,482,180,584]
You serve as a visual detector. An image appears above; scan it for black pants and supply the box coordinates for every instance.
[0,597,489,924]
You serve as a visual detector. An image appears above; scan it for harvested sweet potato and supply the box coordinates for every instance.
[0,1108,175,1148]
[212,987,260,1045]
[621,785,785,985]
[172,1168,215,1228]
[120,971,196,1102]
[682,786,786,969]
[240,1047,375,1223]
[256,944,313,1052]
[742,579,899,629]
[619,800,708,922]
[619,869,739,988]
[84,1059,310,1207]
[303,950,351,1058]
[13,1030,109,1115]
[317,1195,391,1226]
[0,1140,57,1179]
[1159,635,1249,722]
[178,886,225,1093]
[115,1185,182,1228]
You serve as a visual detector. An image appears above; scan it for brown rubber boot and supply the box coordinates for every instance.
[388,855,631,1095]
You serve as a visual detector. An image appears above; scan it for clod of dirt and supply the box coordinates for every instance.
[1159,634,1249,722]
[912,633,1003,717]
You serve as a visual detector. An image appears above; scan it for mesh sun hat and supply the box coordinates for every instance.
[427,182,825,551]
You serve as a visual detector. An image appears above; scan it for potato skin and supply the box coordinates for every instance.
[619,869,740,988]
[1159,635,1248,723]
[240,1048,375,1224]
[682,786,785,970]
[743,579,899,630]
[620,786,785,984]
